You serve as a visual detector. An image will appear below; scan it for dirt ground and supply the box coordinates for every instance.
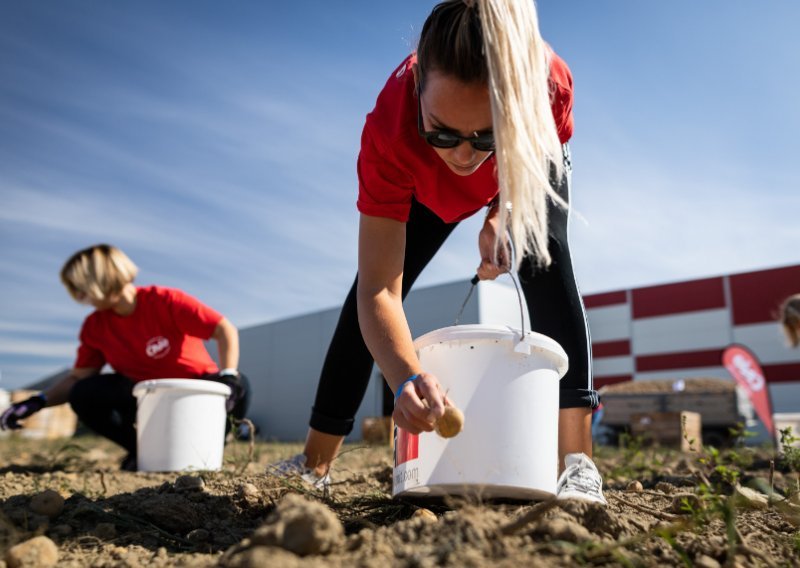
[1,433,799,567]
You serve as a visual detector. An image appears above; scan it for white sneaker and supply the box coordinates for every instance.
[556,453,607,505]
[266,453,331,491]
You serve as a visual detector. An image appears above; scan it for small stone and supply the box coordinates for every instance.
[85,448,110,462]
[626,480,644,492]
[174,475,205,492]
[655,482,677,494]
[545,518,593,543]
[412,508,437,522]
[187,528,210,543]
[5,536,59,568]
[94,523,117,540]
[694,555,721,568]
[237,483,259,499]
[29,490,64,519]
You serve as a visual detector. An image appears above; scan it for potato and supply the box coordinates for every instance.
[435,406,464,438]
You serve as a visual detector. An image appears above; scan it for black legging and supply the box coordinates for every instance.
[69,373,139,455]
[310,150,597,436]
[69,373,252,456]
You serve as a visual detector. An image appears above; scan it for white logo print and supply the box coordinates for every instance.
[732,353,765,392]
[145,336,170,359]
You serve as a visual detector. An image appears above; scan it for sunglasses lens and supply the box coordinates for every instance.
[426,132,461,149]
[472,137,495,152]
[424,131,494,152]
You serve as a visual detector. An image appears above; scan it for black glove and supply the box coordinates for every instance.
[208,371,246,415]
[0,394,46,431]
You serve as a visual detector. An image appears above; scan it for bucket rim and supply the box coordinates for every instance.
[413,324,568,377]
[132,378,231,397]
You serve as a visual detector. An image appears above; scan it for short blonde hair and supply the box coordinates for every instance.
[780,294,800,348]
[60,244,138,303]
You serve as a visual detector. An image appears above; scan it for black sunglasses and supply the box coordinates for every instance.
[417,87,495,152]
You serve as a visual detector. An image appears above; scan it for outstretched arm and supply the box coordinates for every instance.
[42,367,99,407]
[357,213,446,433]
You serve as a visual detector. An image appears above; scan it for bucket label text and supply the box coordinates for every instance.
[395,466,419,487]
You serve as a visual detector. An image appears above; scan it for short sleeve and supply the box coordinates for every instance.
[356,122,415,222]
[75,321,106,369]
[168,289,223,339]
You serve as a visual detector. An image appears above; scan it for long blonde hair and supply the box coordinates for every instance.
[780,294,800,348]
[417,0,565,267]
[60,244,138,302]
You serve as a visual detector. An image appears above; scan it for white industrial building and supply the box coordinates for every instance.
[240,263,800,442]
[584,263,800,414]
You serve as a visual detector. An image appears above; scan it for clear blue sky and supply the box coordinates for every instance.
[2,1,799,389]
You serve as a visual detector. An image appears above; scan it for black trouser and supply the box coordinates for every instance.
[69,373,252,456]
[69,373,138,455]
[310,149,597,437]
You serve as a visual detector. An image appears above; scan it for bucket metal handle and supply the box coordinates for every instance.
[454,271,528,345]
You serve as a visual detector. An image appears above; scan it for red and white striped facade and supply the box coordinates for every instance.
[585,264,800,410]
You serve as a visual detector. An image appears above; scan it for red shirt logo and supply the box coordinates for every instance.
[145,336,171,359]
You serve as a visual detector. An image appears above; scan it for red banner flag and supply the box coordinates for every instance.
[722,344,774,437]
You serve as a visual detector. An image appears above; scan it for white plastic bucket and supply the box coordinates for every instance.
[393,324,568,500]
[132,378,231,472]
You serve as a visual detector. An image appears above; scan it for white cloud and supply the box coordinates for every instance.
[569,151,800,293]
[0,321,76,336]
[0,338,76,358]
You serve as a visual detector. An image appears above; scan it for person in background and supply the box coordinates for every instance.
[268,0,605,504]
[0,244,250,470]
[780,294,800,347]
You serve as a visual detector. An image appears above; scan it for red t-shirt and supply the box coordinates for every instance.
[357,49,574,223]
[74,285,222,382]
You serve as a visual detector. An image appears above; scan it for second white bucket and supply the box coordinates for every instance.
[393,324,568,500]
[133,378,231,472]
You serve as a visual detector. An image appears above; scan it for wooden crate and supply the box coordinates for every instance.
[630,411,702,452]
[362,416,394,446]
[9,390,78,440]
[603,391,738,427]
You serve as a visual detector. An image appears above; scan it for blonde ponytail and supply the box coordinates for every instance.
[478,0,565,267]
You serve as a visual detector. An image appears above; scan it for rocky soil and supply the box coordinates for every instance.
[1,434,799,567]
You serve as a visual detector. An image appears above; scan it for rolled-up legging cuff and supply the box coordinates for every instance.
[560,388,599,410]
[309,406,355,436]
